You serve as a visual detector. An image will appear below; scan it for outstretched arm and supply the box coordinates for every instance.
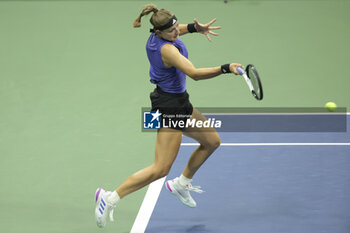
[161,44,242,81]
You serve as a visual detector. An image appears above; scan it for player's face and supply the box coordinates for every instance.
[159,23,179,41]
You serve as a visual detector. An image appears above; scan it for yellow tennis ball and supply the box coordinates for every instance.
[325,102,337,112]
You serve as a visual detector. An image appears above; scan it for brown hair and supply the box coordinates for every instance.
[133,4,174,30]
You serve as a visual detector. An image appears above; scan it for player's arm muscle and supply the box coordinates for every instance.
[160,44,221,81]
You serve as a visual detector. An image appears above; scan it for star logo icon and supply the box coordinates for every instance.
[150,110,162,122]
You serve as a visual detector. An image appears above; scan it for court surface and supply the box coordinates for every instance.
[131,116,350,233]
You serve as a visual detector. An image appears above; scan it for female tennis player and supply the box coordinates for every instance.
[95,4,243,228]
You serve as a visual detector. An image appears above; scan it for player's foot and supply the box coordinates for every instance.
[95,188,116,228]
[165,177,203,208]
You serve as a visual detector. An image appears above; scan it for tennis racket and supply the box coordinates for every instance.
[237,64,263,100]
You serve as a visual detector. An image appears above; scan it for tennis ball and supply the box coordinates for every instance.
[325,102,337,112]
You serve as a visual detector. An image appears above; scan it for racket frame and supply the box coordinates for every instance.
[245,64,263,100]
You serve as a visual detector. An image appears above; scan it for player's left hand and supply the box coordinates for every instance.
[194,18,221,42]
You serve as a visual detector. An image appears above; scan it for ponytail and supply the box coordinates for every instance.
[133,4,158,28]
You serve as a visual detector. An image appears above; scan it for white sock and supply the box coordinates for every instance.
[107,191,120,206]
[178,174,192,186]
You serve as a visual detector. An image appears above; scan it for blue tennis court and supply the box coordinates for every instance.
[135,116,350,233]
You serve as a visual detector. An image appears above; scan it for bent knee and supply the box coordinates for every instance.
[211,136,221,149]
[203,135,221,151]
[152,166,171,179]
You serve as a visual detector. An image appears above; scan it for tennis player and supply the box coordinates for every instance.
[95,4,243,228]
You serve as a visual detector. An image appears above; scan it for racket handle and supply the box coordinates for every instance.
[237,67,244,75]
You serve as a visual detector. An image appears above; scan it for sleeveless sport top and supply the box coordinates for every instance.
[146,33,188,93]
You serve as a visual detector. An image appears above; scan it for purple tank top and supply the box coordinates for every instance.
[146,33,188,93]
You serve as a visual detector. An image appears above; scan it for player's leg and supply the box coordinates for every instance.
[165,108,221,208]
[182,107,221,178]
[95,127,182,228]
[116,128,182,198]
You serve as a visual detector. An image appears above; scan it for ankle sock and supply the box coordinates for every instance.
[107,191,120,206]
[179,174,192,186]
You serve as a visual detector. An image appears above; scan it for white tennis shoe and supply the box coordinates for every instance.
[95,188,115,228]
[165,177,204,208]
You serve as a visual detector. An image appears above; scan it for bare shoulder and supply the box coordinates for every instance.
[161,43,180,55]
[160,43,181,68]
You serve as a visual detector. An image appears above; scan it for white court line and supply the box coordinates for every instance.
[130,177,166,233]
[181,143,350,146]
[130,141,350,233]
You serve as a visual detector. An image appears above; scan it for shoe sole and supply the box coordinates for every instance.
[165,181,196,208]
